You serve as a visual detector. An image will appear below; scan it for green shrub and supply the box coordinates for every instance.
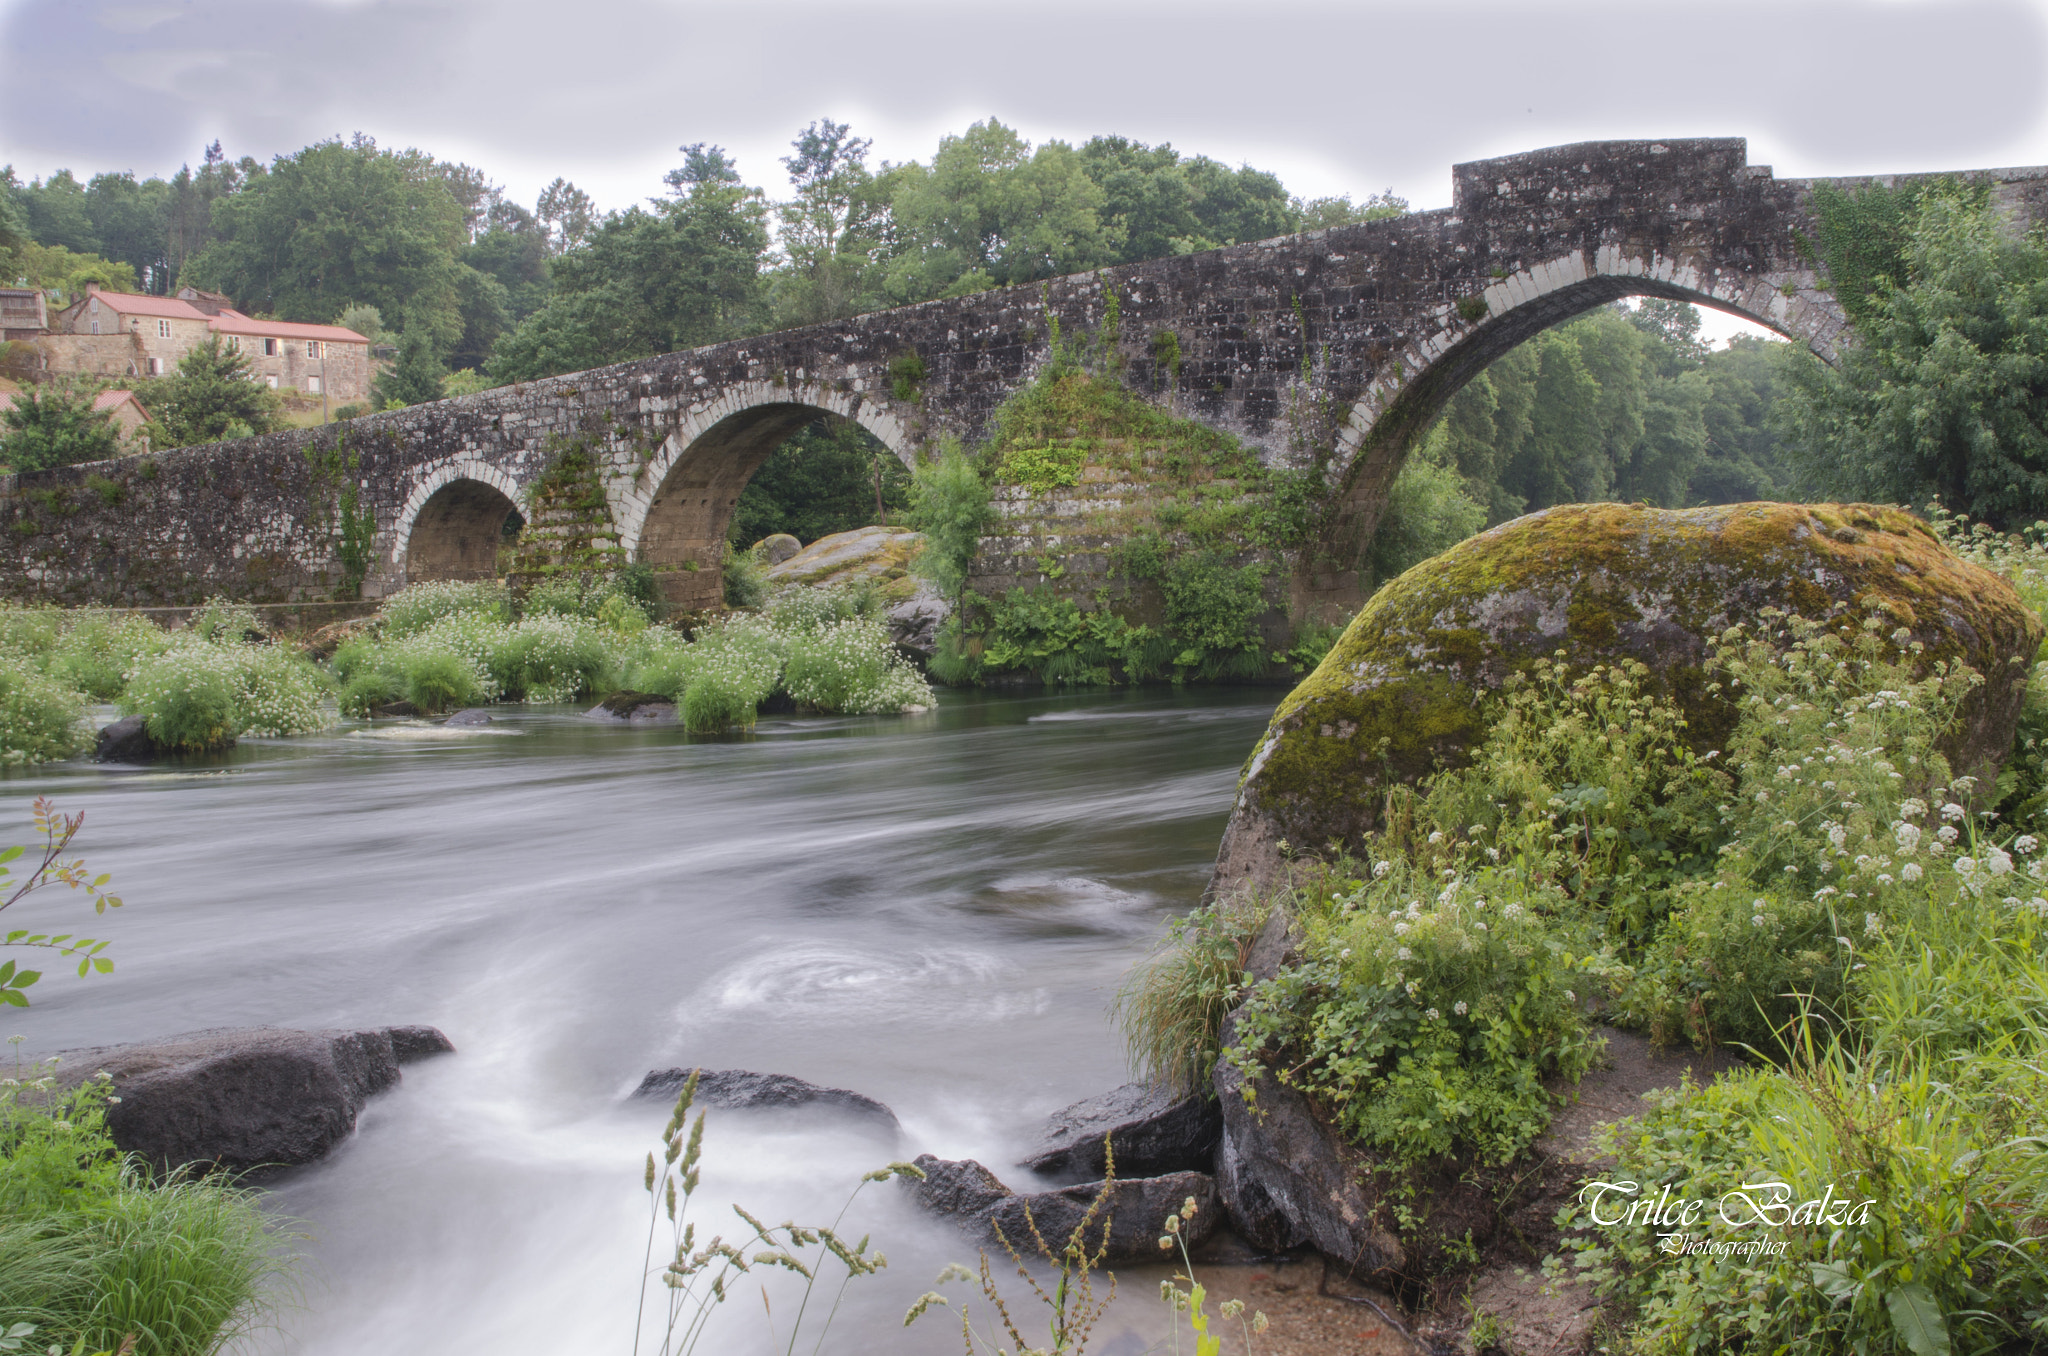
[0,604,65,667]
[722,543,769,610]
[781,617,932,714]
[0,1061,288,1355]
[1115,891,1271,1097]
[401,648,487,713]
[185,595,260,643]
[1159,552,1269,677]
[119,646,240,751]
[338,667,404,717]
[0,656,86,763]
[622,626,694,699]
[378,580,509,637]
[494,614,618,703]
[48,612,173,700]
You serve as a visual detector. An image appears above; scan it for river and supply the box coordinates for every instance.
[6,688,1278,1354]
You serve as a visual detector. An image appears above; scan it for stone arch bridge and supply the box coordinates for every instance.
[9,138,2046,616]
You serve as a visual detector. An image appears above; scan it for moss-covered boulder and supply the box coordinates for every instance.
[1216,502,2042,889]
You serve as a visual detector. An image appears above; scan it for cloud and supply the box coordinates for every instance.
[3,0,2044,212]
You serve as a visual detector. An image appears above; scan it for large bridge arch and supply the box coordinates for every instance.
[615,380,918,609]
[393,459,526,586]
[1306,241,1850,595]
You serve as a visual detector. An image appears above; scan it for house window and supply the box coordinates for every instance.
[262,338,278,357]
[90,317,100,335]
[307,341,320,358]
[148,357,163,376]
[307,375,322,395]
[158,320,171,338]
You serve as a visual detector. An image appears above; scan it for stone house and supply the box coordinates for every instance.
[31,286,372,402]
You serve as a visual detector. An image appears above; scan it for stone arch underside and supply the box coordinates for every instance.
[396,463,526,587]
[623,396,914,611]
[1297,246,1848,618]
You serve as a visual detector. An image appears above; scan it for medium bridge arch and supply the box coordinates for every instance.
[616,381,917,610]
[1313,243,1849,587]
[395,460,526,585]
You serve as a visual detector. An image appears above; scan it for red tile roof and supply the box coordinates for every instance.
[0,389,147,419]
[80,289,367,344]
[206,314,369,344]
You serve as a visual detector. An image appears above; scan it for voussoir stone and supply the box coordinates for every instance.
[50,1024,455,1174]
[1217,502,2044,890]
[1019,1082,1220,1182]
[635,1067,899,1132]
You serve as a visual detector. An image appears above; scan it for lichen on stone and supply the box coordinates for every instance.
[1214,502,2044,889]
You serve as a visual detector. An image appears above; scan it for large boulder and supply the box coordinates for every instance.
[51,1024,454,1174]
[887,585,952,659]
[754,533,804,566]
[1217,502,2043,889]
[906,1153,1220,1264]
[764,525,924,589]
[635,1067,900,1133]
[1019,1081,1220,1183]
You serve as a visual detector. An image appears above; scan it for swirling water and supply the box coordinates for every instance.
[6,688,1276,1354]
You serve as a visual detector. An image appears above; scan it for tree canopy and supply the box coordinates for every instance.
[139,336,283,448]
[0,379,123,472]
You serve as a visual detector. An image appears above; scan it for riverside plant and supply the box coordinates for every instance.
[635,1068,918,1356]
[0,798,121,1009]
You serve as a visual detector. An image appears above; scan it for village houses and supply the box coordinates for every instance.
[0,284,374,404]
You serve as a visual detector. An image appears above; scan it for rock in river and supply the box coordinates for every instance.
[93,713,169,763]
[586,692,678,722]
[1216,501,2045,890]
[907,1153,1221,1264]
[49,1024,455,1174]
[1019,1081,1220,1182]
[635,1067,900,1133]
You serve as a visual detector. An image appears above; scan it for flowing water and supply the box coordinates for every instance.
[7,688,1278,1354]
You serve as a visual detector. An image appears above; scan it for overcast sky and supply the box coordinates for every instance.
[5,0,2047,220]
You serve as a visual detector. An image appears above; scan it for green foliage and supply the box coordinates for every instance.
[1115,893,1271,1097]
[373,326,446,409]
[47,612,173,701]
[520,569,658,623]
[720,543,769,610]
[1366,435,1489,587]
[0,799,122,1010]
[0,1051,287,1355]
[119,635,329,748]
[0,656,87,764]
[1159,552,1269,677]
[889,352,925,403]
[1779,191,2048,529]
[909,441,994,605]
[0,378,123,474]
[139,335,282,449]
[378,579,509,637]
[998,441,1086,492]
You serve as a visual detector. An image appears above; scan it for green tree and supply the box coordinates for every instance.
[0,378,122,472]
[1779,191,2048,527]
[375,326,447,408]
[909,443,993,607]
[84,171,171,292]
[1694,336,1785,502]
[18,170,98,254]
[141,335,282,447]
[183,135,468,356]
[166,140,263,283]
[875,120,1115,301]
[488,146,768,383]
[768,120,888,327]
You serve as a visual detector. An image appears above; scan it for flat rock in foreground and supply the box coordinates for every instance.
[907,1153,1221,1265]
[51,1024,454,1174]
[1020,1081,1220,1182]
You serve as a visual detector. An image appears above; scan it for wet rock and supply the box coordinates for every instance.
[1217,502,2045,891]
[93,713,167,763]
[887,586,951,660]
[907,1154,1221,1264]
[1212,1010,1405,1277]
[635,1067,899,1132]
[441,708,495,727]
[754,533,803,566]
[50,1024,455,1175]
[586,692,677,722]
[370,700,423,719]
[1020,1082,1220,1183]
[908,1153,1014,1218]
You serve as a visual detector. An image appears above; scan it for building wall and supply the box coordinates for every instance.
[231,338,372,403]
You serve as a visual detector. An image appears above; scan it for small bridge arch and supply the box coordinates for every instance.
[394,459,526,585]
[615,380,918,609]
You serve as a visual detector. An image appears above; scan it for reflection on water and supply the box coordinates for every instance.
[4,688,1275,1354]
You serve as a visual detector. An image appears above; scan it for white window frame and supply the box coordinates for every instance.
[307,340,320,358]
[262,337,278,357]
[158,319,171,339]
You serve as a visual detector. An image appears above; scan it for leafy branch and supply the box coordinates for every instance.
[0,797,122,1008]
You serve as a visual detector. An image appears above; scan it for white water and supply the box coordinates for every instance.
[6,689,1276,1354]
